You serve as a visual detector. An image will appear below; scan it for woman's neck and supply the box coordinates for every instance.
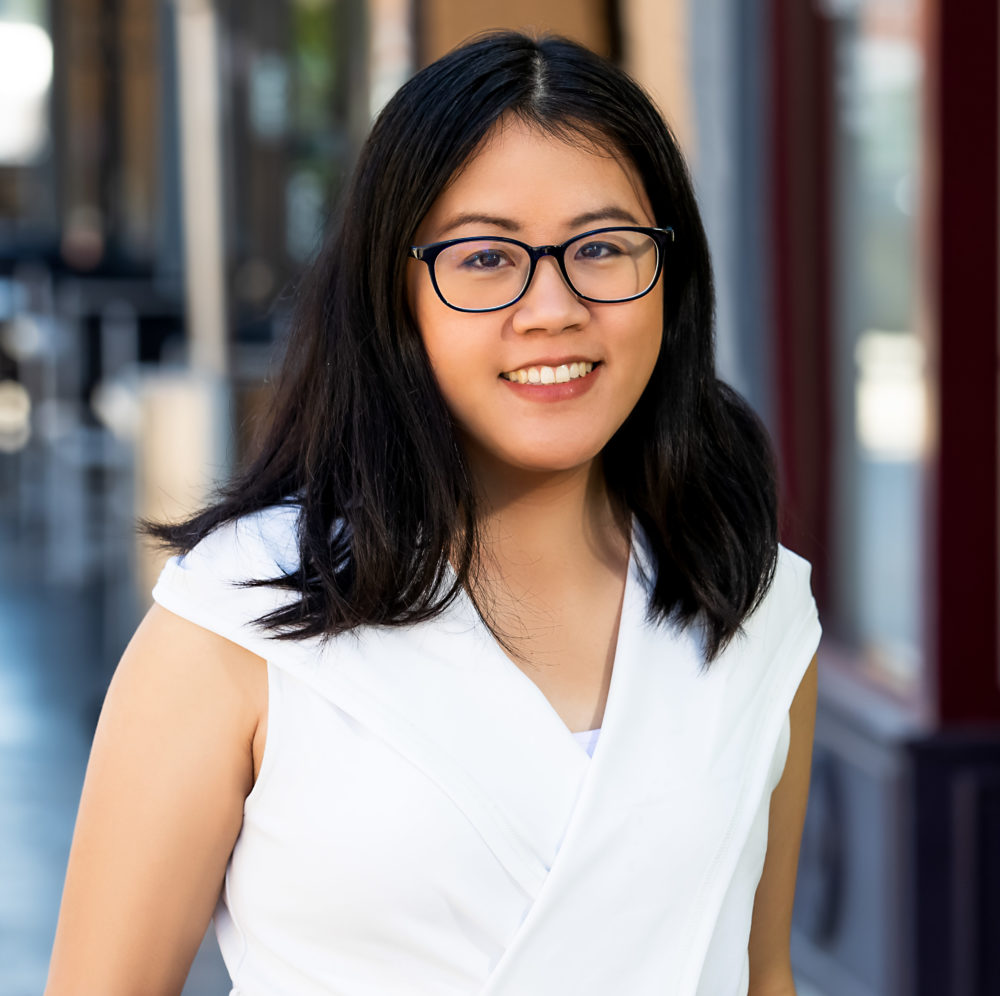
[463,451,631,682]
[469,454,630,584]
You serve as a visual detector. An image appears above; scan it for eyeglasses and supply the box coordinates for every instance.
[408,226,675,313]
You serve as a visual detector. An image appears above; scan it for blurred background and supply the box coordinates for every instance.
[0,1,996,994]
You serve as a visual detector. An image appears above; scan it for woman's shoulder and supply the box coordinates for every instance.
[174,502,302,578]
[689,541,819,693]
[151,503,305,661]
[739,541,821,675]
[772,543,816,609]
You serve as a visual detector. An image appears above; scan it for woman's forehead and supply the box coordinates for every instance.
[417,117,654,241]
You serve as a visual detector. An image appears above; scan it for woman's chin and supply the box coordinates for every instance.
[466,442,604,480]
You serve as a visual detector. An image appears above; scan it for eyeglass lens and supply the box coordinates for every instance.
[432,229,660,311]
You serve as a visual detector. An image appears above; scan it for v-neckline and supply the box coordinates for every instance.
[264,528,651,896]
[453,535,640,752]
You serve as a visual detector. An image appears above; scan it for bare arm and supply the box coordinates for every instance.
[746,653,819,996]
[45,604,267,996]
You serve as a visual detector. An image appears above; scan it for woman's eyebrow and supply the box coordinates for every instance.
[568,206,643,228]
[438,212,521,234]
[435,205,645,238]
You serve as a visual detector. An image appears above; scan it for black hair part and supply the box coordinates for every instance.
[149,30,778,662]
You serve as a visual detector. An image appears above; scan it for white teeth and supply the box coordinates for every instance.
[502,361,595,384]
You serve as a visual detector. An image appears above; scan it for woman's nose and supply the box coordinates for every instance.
[510,257,590,334]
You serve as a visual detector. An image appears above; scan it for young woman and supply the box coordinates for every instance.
[47,31,820,996]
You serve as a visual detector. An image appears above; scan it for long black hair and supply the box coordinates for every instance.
[150,31,778,662]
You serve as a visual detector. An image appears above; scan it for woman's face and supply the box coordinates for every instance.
[407,118,664,480]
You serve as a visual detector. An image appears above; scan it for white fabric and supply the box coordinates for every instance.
[152,504,821,996]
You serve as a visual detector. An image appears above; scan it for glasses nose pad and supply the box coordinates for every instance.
[511,253,589,330]
[532,248,576,296]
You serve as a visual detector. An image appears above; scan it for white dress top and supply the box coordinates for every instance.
[152,505,821,996]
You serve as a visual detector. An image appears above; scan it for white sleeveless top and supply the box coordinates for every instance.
[152,505,820,996]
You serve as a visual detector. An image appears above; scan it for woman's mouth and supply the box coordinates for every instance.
[500,361,598,385]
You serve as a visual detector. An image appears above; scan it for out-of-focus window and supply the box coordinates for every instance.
[285,0,350,263]
[830,0,926,696]
[0,0,55,244]
[225,0,366,334]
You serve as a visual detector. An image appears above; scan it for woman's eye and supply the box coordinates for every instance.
[575,241,624,260]
[461,249,511,270]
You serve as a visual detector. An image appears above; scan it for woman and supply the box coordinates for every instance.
[47,31,820,996]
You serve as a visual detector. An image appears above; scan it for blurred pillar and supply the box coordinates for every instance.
[620,0,695,160]
[926,0,1000,726]
[417,0,613,64]
[59,0,108,269]
[118,0,160,259]
[768,0,833,589]
[131,1,230,596]
[173,0,227,377]
[369,0,414,118]
[134,371,229,601]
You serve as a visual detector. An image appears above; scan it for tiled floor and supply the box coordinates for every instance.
[0,506,230,995]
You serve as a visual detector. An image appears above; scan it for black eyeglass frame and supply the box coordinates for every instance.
[407,225,676,313]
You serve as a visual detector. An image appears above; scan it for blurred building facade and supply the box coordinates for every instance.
[0,1,997,994]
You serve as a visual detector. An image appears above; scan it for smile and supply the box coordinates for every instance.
[500,361,597,385]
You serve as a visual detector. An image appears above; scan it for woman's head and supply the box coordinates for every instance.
[324,30,715,487]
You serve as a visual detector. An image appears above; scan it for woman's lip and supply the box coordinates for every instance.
[499,362,602,402]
